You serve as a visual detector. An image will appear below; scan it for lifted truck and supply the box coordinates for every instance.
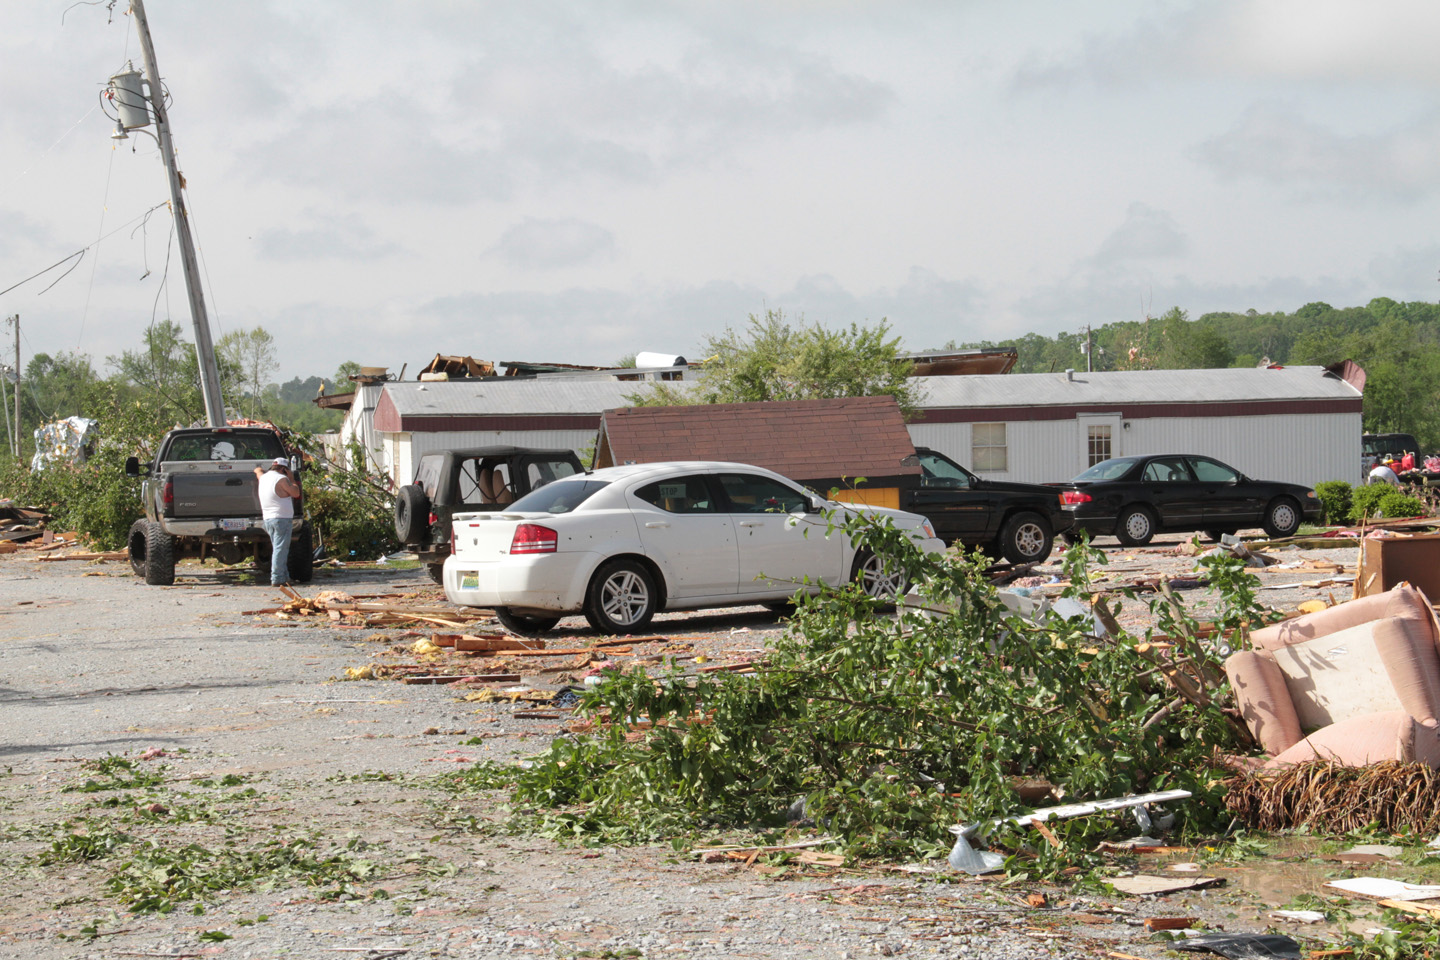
[124,426,312,586]
[393,445,585,583]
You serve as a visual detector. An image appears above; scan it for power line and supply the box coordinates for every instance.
[0,201,167,300]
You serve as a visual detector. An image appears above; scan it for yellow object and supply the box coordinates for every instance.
[829,486,900,509]
[1297,599,1329,614]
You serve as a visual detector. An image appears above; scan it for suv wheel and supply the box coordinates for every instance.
[999,511,1053,564]
[393,484,430,543]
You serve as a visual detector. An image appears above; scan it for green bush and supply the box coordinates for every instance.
[1313,480,1352,525]
[1377,488,1426,519]
[299,443,397,561]
[304,484,396,561]
[1351,483,1428,522]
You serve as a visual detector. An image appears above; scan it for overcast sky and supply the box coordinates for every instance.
[2,1,1437,384]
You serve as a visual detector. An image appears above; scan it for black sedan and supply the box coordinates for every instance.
[1055,454,1321,546]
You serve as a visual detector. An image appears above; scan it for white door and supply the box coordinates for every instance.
[713,472,842,596]
[1076,413,1123,475]
[629,474,738,599]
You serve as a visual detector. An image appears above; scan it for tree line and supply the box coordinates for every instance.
[3,320,355,460]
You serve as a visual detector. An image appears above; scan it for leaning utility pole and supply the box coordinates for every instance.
[119,0,226,427]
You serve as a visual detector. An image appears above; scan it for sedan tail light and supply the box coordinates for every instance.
[1060,490,1092,505]
[510,523,558,554]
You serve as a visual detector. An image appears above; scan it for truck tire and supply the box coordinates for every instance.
[127,519,149,578]
[288,524,314,583]
[998,511,1053,564]
[393,485,429,543]
[144,521,176,586]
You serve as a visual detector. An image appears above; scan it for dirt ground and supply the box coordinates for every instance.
[0,533,1428,959]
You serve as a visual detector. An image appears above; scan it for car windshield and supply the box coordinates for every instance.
[1073,458,1138,482]
[507,479,609,514]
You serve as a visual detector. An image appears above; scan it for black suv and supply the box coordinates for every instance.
[393,446,585,582]
[901,447,1073,564]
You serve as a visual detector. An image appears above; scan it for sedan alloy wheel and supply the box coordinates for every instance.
[852,549,907,600]
[584,559,658,634]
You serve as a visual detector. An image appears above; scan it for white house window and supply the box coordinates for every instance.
[1087,425,1112,467]
[972,422,1007,472]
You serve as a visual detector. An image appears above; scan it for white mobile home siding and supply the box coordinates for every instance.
[909,411,1362,488]
[907,367,1364,488]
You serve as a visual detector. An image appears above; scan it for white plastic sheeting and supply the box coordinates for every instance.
[31,416,98,471]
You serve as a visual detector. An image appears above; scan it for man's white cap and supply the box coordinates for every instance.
[273,457,289,466]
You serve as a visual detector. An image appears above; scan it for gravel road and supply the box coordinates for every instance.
[0,539,1388,958]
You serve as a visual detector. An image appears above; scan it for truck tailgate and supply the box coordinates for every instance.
[167,470,259,518]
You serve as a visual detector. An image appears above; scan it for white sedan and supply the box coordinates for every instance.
[443,461,946,635]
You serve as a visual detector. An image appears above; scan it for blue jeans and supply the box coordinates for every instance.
[264,517,293,585]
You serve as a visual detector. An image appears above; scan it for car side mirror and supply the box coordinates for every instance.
[807,494,827,513]
[124,456,144,477]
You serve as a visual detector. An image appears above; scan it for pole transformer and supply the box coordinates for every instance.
[125,0,226,427]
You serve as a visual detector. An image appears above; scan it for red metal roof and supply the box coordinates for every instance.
[596,396,920,483]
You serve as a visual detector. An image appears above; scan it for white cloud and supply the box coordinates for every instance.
[490,219,617,270]
[1092,203,1189,265]
[1191,102,1440,200]
[255,211,399,261]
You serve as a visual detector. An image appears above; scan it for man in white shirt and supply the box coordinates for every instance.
[254,457,301,586]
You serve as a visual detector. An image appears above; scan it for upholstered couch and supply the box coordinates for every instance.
[1225,583,1440,767]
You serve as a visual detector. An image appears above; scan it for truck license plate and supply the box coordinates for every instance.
[220,519,247,532]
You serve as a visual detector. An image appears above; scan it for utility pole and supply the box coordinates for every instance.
[121,0,226,427]
[1085,324,1093,373]
[6,315,17,458]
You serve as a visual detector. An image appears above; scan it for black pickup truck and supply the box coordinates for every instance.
[393,445,584,582]
[124,426,311,586]
[901,447,1073,564]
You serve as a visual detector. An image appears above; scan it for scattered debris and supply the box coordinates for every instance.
[1106,875,1224,896]
[947,790,1191,875]
[1324,877,1440,902]
[1171,931,1301,959]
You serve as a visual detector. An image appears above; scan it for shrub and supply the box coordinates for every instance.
[1313,480,1352,526]
[1377,488,1426,519]
[301,444,397,561]
[1352,483,1427,522]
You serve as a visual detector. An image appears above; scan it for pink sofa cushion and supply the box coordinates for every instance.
[1226,650,1303,755]
[1267,711,1440,767]
[1251,583,1435,653]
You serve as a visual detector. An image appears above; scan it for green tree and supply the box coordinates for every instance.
[217,327,278,420]
[630,311,920,417]
[107,320,209,429]
[332,360,362,387]
[20,352,100,426]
